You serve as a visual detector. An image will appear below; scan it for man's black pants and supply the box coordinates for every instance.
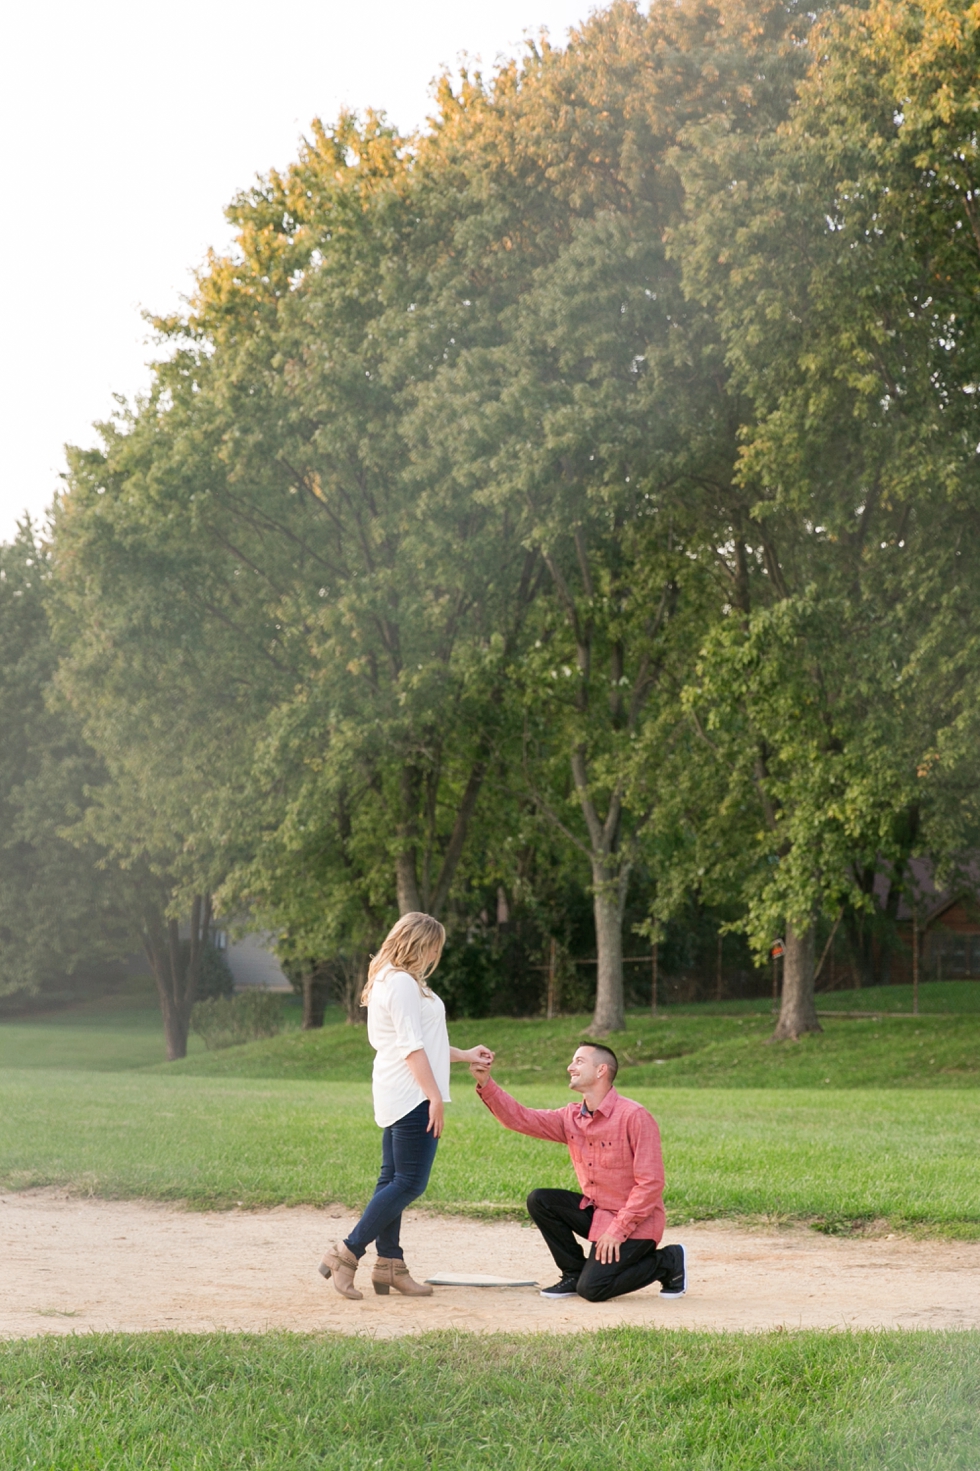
[527,1188,666,1302]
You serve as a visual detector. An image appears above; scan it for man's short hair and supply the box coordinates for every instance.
[586,1043,618,1083]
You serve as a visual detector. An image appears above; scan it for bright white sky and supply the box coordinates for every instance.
[0,0,597,542]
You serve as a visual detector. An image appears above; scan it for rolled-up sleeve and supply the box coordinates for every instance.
[607,1110,665,1242]
[385,970,425,1058]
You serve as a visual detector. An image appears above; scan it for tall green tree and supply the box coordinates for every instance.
[0,522,132,999]
[50,0,980,1047]
[670,0,980,1035]
[416,209,714,1033]
[141,113,545,943]
[411,0,829,1030]
[52,404,286,1057]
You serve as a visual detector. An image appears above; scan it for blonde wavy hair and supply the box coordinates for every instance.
[361,912,446,1005]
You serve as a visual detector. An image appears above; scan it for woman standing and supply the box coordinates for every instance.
[320,912,493,1299]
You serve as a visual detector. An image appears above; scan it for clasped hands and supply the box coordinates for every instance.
[468,1052,493,1086]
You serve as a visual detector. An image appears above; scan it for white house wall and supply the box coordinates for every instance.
[223,933,292,993]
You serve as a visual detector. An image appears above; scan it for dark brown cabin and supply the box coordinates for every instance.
[887,860,980,983]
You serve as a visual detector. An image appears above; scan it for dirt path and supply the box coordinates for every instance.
[3,1189,979,1339]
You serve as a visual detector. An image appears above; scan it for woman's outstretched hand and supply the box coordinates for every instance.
[466,1044,494,1065]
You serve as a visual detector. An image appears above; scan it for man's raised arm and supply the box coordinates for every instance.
[470,1063,569,1144]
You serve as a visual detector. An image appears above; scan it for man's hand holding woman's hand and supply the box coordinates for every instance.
[469,1056,493,1087]
[466,1045,494,1066]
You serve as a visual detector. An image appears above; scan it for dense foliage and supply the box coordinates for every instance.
[0,524,131,998]
[3,0,979,1047]
[191,991,284,1051]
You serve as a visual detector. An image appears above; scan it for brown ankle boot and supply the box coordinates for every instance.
[319,1242,363,1300]
[372,1256,433,1296]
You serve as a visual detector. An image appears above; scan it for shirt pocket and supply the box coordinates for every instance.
[596,1138,623,1168]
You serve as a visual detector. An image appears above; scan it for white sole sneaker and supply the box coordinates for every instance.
[540,1281,580,1298]
[659,1243,687,1298]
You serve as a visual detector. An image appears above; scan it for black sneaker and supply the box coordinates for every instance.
[658,1244,687,1298]
[540,1274,580,1299]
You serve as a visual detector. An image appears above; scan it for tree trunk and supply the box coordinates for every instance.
[301,974,328,1030]
[772,919,822,1040]
[395,764,422,914]
[565,745,631,1036]
[161,1003,189,1062]
[143,892,213,1061]
[843,908,874,987]
[395,852,421,915]
[394,751,493,921]
[427,754,489,919]
[340,953,368,1025]
[590,865,626,1035]
[401,551,540,922]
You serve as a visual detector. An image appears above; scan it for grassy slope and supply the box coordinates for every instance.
[2,1329,978,1470]
[2,982,978,1087]
[160,1001,980,1089]
[667,981,980,1015]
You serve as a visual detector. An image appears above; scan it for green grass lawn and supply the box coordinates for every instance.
[3,992,979,1469]
[1,1329,978,1470]
[1,984,978,1233]
[2,1070,978,1234]
[0,988,210,1071]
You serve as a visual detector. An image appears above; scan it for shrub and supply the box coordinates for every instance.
[197,944,235,1000]
[190,991,284,1050]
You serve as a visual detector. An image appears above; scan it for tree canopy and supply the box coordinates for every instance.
[4,0,979,1048]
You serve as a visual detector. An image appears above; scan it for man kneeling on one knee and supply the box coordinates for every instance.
[470,1044,686,1301]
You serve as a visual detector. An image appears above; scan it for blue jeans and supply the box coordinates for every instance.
[344,1099,439,1260]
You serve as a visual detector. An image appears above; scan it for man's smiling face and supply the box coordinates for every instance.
[567,1045,602,1093]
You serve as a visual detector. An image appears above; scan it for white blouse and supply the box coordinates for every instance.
[367,964,451,1128]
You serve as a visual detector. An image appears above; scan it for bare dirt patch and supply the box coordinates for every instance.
[4,1189,979,1339]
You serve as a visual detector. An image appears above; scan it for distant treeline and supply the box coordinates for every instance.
[3,0,980,1054]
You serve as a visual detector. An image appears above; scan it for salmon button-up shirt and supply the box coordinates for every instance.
[476,1077,665,1244]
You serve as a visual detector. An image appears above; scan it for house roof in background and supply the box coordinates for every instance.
[874,856,980,925]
